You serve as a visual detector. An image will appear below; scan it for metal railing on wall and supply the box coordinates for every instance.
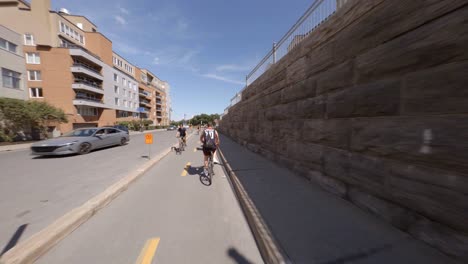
[224,0,348,113]
[246,0,338,86]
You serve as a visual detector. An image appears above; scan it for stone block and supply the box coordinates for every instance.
[389,161,468,195]
[323,146,350,180]
[260,90,282,108]
[281,76,316,104]
[286,56,309,85]
[305,45,336,78]
[296,95,326,119]
[302,119,350,149]
[408,217,468,262]
[286,142,323,170]
[265,102,297,121]
[350,116,468,174]
[348,187,418,230]
[309,170,347,198]
[333,0,466,65]
[347,153,389,195]
[402,61,468,115]
[327,79,400,118]
[317,60,354,95]
[388,175,468,233]
[356,6,468,83]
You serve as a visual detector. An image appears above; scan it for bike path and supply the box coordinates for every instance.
[37,135,263,264]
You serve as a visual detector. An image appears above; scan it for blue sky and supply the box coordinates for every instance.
[51,0,312,120]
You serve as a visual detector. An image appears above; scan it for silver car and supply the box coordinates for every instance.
[31,127,130,156]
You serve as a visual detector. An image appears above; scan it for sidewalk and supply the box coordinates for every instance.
[219,134,458,264]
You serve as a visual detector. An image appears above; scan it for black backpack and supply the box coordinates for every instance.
[203,129,216,149]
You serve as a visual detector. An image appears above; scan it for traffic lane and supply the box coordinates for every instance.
[0,130,180,250]
[38,135,263,264]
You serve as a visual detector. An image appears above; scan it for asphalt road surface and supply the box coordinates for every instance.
[0,130,181,252]
[37,134,263,264]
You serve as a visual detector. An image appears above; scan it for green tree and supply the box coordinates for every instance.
[0,98,68,141]
[189,113,220,126]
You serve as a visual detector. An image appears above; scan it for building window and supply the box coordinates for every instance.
[115,97,119,105]
[59,21,85,44]
[123,89,126,97]
[2,68,21,89]
[122,78,126,87]
[27,70,41,81]
[77,107,98,116]
[114,73,118,82]
[26,53,40,64]
[127,90,130,97]
[114,85,119,94]
[123,100,127,107]
[24,34,34,45]
[29,87,43,98]
[0,38,17,53]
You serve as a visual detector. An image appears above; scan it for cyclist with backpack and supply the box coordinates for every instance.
[200,122,220,176]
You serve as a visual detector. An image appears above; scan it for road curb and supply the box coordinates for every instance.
[0,132,194,264]
[217,147,292,264]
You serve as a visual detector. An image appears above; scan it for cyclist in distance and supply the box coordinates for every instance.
[200,122,220,176]
[178,124,187,146]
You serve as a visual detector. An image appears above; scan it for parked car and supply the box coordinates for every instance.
[106,125,129,134]
[167,126,177,131]
[31,127,129,156]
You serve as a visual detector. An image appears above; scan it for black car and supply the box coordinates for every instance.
[106,125,129,134]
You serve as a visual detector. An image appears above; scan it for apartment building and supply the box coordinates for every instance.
[0,24,28,100]
[111,52,139,121]
[0,0,171,132]
[137,68,170,126]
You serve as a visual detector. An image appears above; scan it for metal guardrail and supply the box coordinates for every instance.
[72,62,102,76]
[74,79,102,89]
[246,0,337,86]
[224,0,345,113]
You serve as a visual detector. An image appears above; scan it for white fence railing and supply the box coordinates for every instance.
[224,0,349,113]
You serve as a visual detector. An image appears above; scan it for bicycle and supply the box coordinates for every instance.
[179,137,185,151]
[207,150,215,182]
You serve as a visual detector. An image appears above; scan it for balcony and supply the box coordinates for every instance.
[156,96,162,99]
[71,63,103,80]
[69,46,103,66]
[139,91,152,99]
[140,100,152,107]
[73,95,106,108]
[72,80,104,95]
[156,100,162,105]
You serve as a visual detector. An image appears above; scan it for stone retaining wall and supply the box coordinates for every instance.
[220,0,468,261]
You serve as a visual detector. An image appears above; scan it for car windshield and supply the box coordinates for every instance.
[62,128,97,137]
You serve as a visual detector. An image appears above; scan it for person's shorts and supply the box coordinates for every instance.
[203,147,216,156]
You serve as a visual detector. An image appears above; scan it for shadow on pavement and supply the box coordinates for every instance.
[227,247,254,264]
[186,165,212,186]
[219,134,454,264]
[1,224,28,257]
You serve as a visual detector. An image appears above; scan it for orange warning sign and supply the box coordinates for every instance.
[145,133,153,144]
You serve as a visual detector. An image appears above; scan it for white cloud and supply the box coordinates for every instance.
[114,15,127,25]
[216,64,251,72]
[152,57,160,65]
[114,42,140,55]
[202,74,244,85]
[118,6,129,15]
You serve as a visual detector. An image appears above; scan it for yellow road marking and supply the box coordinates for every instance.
[135,238,160,264]
[181,162,191,176]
